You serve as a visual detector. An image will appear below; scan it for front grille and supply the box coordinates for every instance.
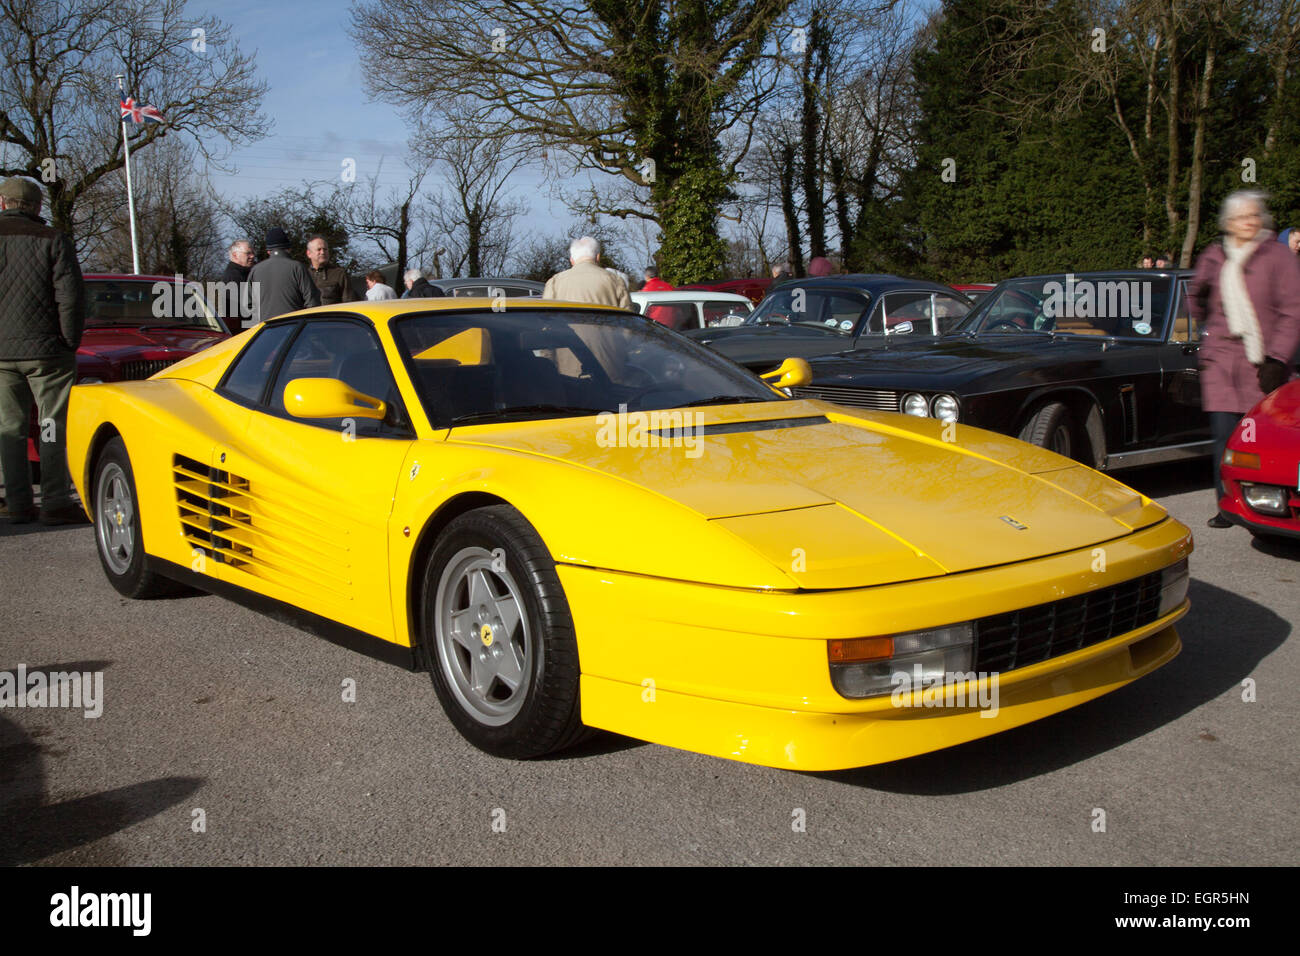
[122,358,180,380]
[973,570,1164,673]
[790,385,898,411]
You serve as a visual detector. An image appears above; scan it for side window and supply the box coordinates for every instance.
[220,322,297,405]
[268,320,401,436]
[932,294,972,334]
[881,292,935,333]
[1169,281,1199,343]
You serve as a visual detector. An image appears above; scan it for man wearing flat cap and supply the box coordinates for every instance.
[0,176,86,524]
[246,227,320,323]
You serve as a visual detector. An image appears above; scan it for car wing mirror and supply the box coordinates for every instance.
[760,357,813,390]
[283,378,387,421]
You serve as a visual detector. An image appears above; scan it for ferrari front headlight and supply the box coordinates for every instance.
[902,393,928,417]
[828,625,974,699]
[1158,558,1190,617]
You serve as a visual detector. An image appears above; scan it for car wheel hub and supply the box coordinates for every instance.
[435,547,532,726]
[96,464,134,576]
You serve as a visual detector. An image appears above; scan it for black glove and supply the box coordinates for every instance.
[1257,357,1288,394]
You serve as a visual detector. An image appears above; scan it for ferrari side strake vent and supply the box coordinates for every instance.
[172,454,351,599]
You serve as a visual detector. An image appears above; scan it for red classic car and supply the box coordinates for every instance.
[1220,380,1300,540]
[676,278,772,305]
[26,274,229,462]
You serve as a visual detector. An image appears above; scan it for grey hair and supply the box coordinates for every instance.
[229,239,252,255]
[1219,189,1274,232]
[403,268,424,283]
[570,235,600,261]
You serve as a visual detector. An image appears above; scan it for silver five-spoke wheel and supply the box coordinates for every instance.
[96,461,135,575]
[434,546,532,726]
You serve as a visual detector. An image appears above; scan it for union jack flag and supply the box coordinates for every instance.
[119,98,165,124]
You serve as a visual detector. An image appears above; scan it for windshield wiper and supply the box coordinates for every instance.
[672,395,772,408]
[450,404,606,426]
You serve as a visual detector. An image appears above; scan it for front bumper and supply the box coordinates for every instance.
[561,516,1192,770]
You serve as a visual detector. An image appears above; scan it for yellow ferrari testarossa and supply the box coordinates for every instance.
[67,299,1192,770]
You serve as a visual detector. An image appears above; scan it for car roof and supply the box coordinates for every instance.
[273,298,631,321]
[630,291,753,302]
[429,277,544,288]
[773,274,967,295]
[84,273,184,282]
[991,269,1194,282]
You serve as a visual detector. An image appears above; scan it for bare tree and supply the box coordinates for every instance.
[0,0,268,246]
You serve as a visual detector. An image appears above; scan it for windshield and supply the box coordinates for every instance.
[85,279,223,330]
[959,275,1173,339]
[391,309,782,428]
[743,288,869,334]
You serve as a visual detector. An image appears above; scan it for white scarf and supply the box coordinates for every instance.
[1221,235,1265,364]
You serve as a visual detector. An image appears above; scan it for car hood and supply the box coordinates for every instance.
[80,326,227,359]
[808,334,1111,388]
[452,400,1167,589]
[686,324,862,369]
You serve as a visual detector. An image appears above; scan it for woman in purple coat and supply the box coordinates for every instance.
[1190,189,1300,528]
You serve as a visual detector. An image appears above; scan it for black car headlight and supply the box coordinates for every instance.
[931,394,959,423]
[902,393,928,417]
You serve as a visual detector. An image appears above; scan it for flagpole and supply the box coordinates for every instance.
[116,74,141,275]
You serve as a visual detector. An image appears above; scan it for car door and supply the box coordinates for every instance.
[207,317,415,638]
[1158,278,1209,445]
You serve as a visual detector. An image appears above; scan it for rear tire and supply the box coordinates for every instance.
[92,437,178,598]
[419,505,590,758]
[1019,402,1075,459]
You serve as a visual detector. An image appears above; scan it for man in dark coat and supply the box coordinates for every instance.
[305,236,358,306]
[217,239,256,332]
[247,228,320,322]
[0,177,87,524]
[402,268,444,298]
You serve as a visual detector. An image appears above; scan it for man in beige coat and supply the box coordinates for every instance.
[542,236,632,309]
[542,236,631,375]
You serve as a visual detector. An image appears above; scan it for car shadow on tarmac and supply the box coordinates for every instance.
[814,579,1288,794]
[0,660,203,865]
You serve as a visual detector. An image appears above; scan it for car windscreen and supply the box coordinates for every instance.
[391,309,781,429]
[959,276,1173,339]
[85,279,222,330]
[743,289,869,334]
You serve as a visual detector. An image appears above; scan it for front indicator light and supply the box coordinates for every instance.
[1223,449,1260,469]
[902,393,928,416]
[1241,483,1289,516]
[931,393,959,422]
[1158,557,1190,617]
[829,624,973,699]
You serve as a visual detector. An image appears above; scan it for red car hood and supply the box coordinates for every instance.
[1253,380,1300,429]
[79,326,227,359]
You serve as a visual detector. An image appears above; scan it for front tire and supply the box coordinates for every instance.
[419,505,589,758]
[1019,401,1074,459]
[92,437,177,598]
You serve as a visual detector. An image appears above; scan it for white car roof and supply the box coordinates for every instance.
[630,291,752,305]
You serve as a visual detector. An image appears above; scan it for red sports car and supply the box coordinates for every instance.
[1220,380,1300,540]
[26,274,228,462]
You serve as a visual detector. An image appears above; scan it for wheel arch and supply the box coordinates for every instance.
[1014,388,1107,469]
[83,423,124,517]
[405,491,512,661]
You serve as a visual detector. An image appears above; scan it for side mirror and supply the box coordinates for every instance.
[760,357,813,390]
[889,320,914,335]
[283,378,386,421]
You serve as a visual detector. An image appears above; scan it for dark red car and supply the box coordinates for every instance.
[1220,380,1300,541]
[677,278,772,305]
[26,273,229,462]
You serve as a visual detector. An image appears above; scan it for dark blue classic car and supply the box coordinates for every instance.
[791,270,1209,472]
[684,274,973,372]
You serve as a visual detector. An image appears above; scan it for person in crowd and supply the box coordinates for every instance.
[771,263,791,281]
[542,236,631,309]
[1154,253,1170,268]
[0,176,87,525]
[364,270,398,301]
[402,269,443,298]
[1189,189,1300,529]
[606,267,631,298]
[305,236,358,306]
[807,256,835,277]
[1140,254,1155,268]
[1279,227,1300,255]
[642,265,672,292]
[247,227,319,322]
[218,239,256,332]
